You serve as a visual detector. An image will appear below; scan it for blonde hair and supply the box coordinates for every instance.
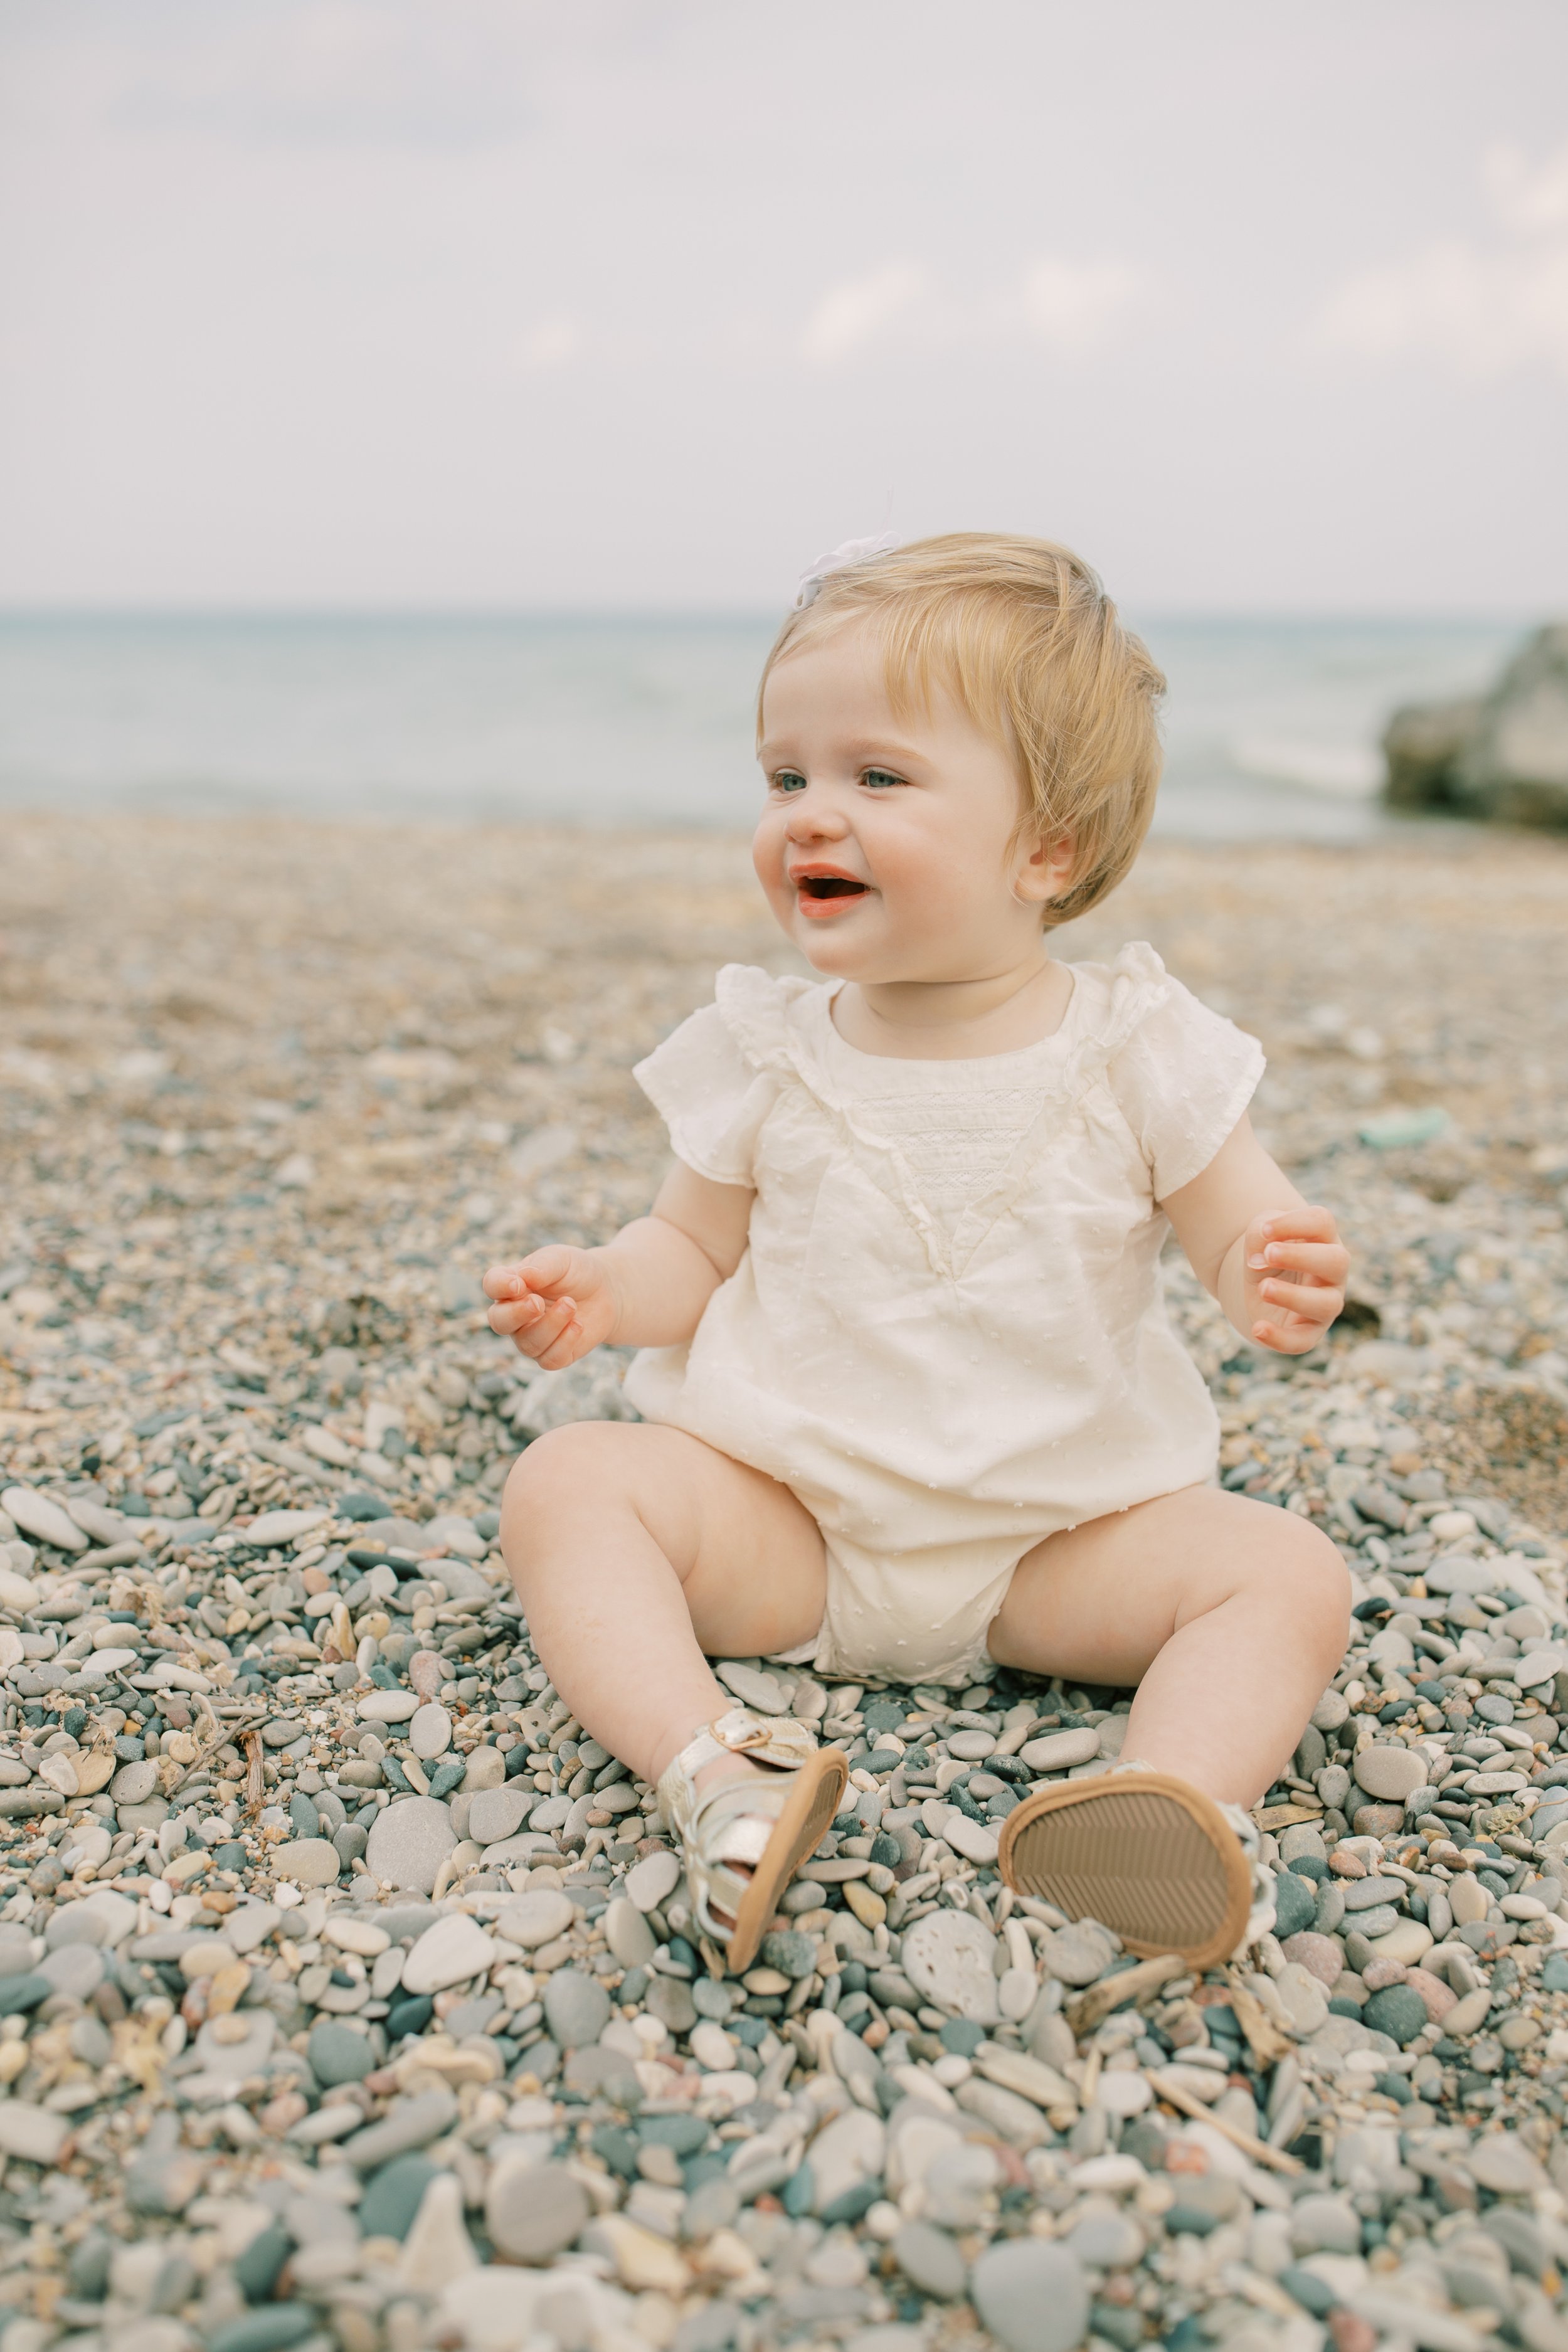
[758,532,1165,926]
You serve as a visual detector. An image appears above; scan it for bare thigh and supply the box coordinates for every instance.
[988,1483,1344,1682]
[507,1419,829,1660]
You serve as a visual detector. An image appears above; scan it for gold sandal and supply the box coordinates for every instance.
[997,1768,1271,1972]
[657,1707,848,1974]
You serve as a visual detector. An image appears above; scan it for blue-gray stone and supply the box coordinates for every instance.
[358,2154,438,2241]
[308,2020,376,2087]
[1273,1872,1316,1940]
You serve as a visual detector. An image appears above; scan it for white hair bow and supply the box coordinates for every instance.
[793,532,900,610]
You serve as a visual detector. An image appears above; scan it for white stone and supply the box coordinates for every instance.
[322,1916,390,1958]
[1094,2070,1153,2117]
[943,1812,1000,1867]
[808,2107,886,2213]
[401,1913,497,1996]
[1,1486,87,1552]
[1352,1744,1428,1803]
[690,2020,736,2072]
[357,1690,420,1724]
[410,1703,453,1760]
[495,1890,574,1949]
[245,1508,331,1547]
[902,1910,1001,2023]
[625,1849,680,1912]
[0,2102,70,2163]
[1018,1728,1101,1774]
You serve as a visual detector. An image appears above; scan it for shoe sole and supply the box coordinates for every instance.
[997,1771,1251,1973]
[728,1746,849,1975]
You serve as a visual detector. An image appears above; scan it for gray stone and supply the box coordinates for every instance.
[366,1796,457,1894]
[486,2158,590,2261]
[342,2088,460,2168]
[1042,1926,1113,1988]
[0,2102,70,2164]
[1467,2134,1549,2196]
[1290,2193,1361,2256]
[0,1924,33,1976]
[467,1785,532,1845]
[272,1836,342,1887]
[497,1889,574,1948]
[645,1974,696,2035]
[1353,1745,1428,1803]
[971,2238,1090,2352]
[194,2009,277,2077]
[544,1968,611,2048]
[110,1758,159,1804]
[893,2220,967,2300]
[39,1942,105,1998]
[901,1910,1001,2022]
[603,1895,655,1969]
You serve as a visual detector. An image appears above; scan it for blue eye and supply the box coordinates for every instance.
[862,768,905,790]
[771,769,807,793]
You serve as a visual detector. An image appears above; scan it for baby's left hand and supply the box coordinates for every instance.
[1243,1206,1348,1353]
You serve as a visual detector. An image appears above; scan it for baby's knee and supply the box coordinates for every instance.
[1271,1517,1352,1661]
[502,1421,630,1539]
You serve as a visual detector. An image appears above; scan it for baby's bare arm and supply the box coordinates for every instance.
[483,1162,753,1371]
[1161,1112,1348,1355]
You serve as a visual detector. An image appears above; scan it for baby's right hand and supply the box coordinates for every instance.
[482,1246,619,1371]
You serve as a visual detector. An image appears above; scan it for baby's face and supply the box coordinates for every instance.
[753,620,1066,984]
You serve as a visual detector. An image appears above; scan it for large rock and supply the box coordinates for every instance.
[1380,696,1482,811]
[1382,625,1568,829]
[1455,622,1568,827]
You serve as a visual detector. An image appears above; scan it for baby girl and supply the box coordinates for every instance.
[485,533,1351,1976]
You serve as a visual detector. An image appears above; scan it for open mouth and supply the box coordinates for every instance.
[795,875,869,901]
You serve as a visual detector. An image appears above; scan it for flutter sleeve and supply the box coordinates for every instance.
[632,1002,778,1188]
[1106,960,1266,1200]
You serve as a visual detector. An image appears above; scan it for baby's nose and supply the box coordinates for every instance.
[786,797,849,840]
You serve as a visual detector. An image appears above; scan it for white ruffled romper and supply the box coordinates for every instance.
[623,943,1265,1687]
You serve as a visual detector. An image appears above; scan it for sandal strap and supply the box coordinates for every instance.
[670,1705,818,1783]
[657,1705,823,1950]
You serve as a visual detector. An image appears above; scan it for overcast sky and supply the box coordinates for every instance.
[2,1,1565,613]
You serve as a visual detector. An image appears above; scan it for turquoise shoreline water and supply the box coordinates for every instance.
[0,612,1527,842]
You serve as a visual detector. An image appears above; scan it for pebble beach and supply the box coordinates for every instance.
[3,811,1568,2352]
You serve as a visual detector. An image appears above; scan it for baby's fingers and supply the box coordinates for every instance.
[1258,1276,1343,1324]
[1252,1205,1339,1248]
[482,1246,578,1305]
[1248,1239,1348,1281]
[1252,1317,1326,1355]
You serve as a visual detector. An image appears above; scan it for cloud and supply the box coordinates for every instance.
[1014,258,1142,352]
[800,255,1140,368]
[516,318,583,373]
[801,263,931,366]
[1315,143,1568,383]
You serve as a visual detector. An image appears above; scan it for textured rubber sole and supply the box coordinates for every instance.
[996,1771,1252,1973]
[727,1745,849,1976]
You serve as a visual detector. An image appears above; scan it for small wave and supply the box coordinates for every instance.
[1231,736,1382,797]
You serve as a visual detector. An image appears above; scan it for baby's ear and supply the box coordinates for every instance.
[1015,829,1076,904]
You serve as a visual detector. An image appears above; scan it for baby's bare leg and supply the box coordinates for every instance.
[501,1422,827,1788]
[988,1486,1350,1806]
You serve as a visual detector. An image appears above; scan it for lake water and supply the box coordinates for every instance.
[0,612,1524,841]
